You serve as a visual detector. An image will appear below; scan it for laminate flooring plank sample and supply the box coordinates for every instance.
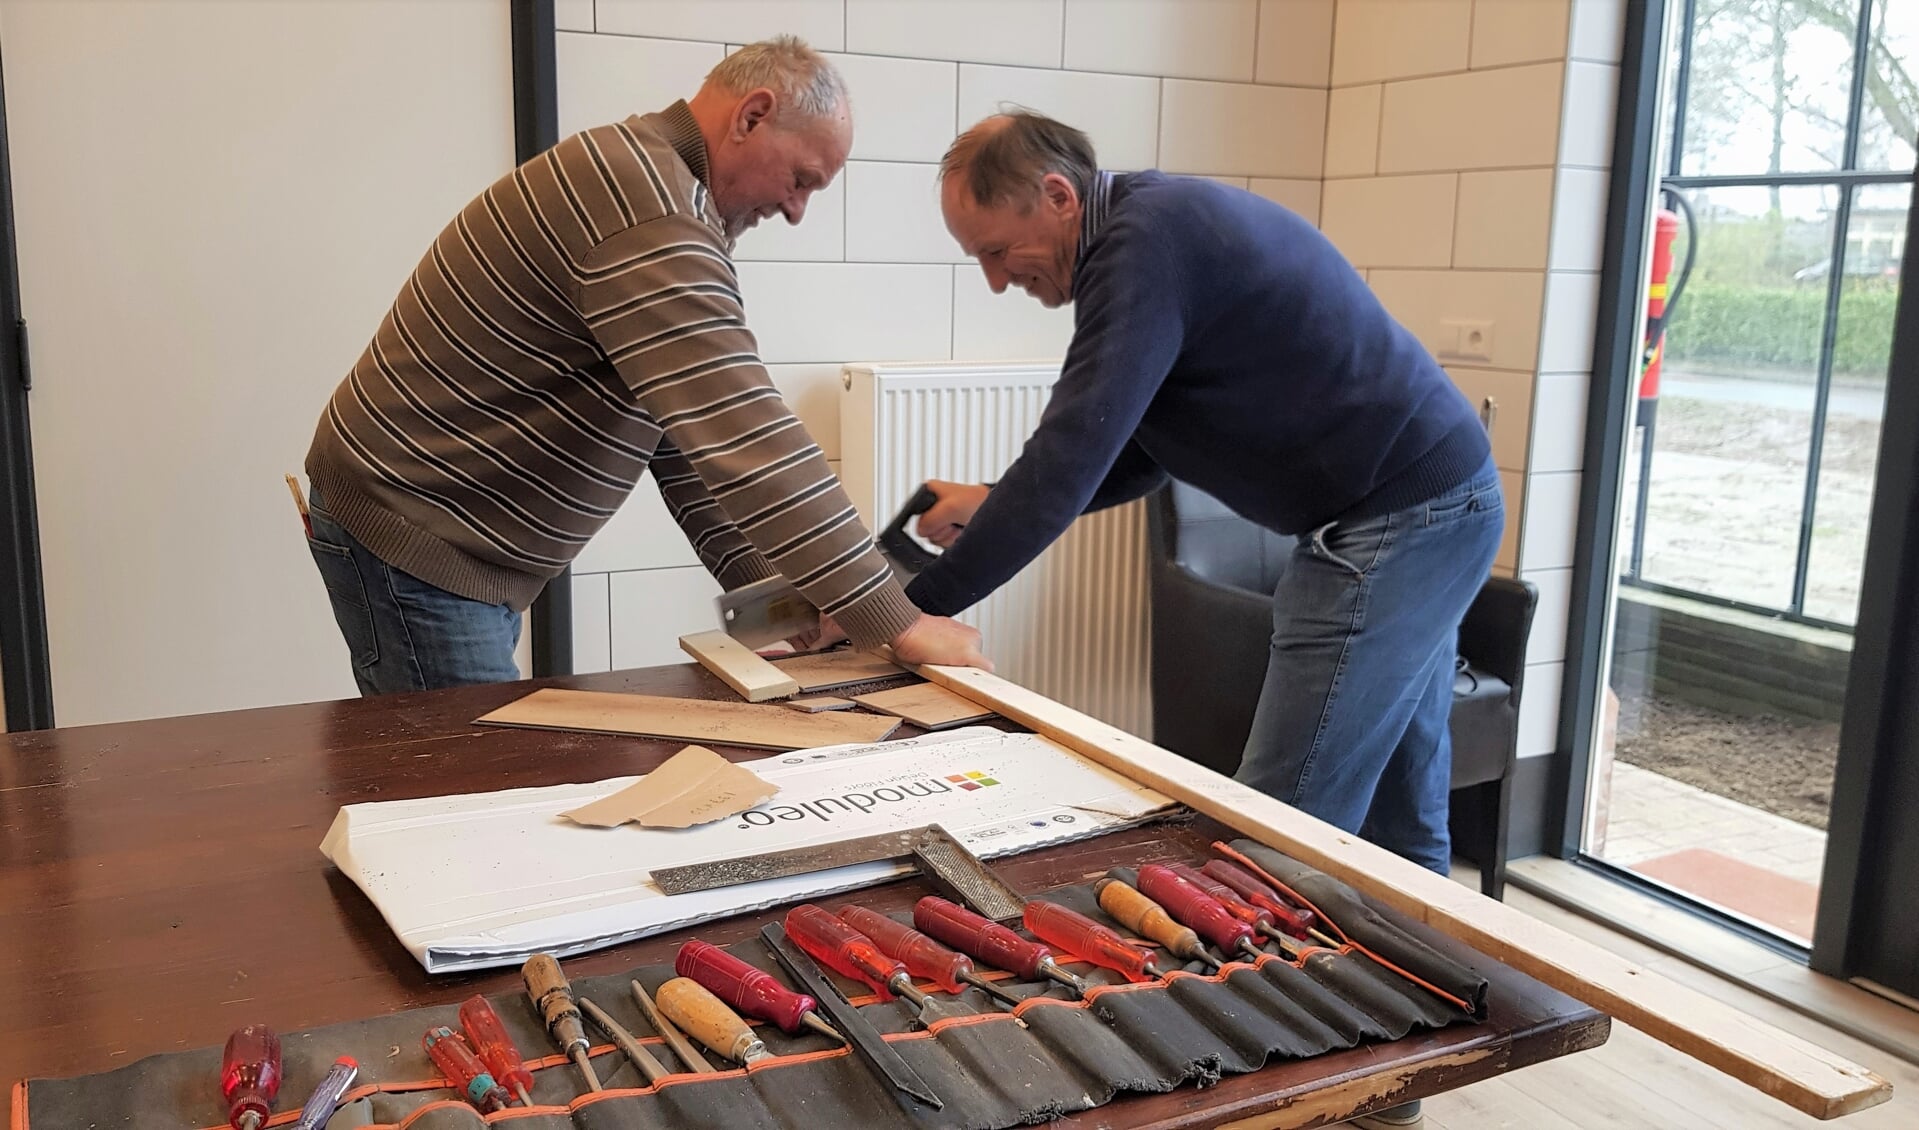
[476,688,900,750]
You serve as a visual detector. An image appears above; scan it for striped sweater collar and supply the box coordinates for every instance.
[658,100,711,187]
[1077,170,1116,263]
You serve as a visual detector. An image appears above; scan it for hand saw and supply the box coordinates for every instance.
[715,484,946,647]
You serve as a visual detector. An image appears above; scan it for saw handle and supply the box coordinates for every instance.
[877,484,942,577]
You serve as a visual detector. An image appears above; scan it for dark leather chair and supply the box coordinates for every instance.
[1145,482,1537,899]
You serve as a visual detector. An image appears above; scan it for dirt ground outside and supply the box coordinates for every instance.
[1604,368,1871,832]
[1613,687,1837,830]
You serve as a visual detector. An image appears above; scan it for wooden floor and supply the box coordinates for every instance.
[1419,881,1918,1129]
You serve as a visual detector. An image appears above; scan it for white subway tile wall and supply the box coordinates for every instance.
[572,572,613,674]
[1369,269,1547,373]
[1540,271,1603,373]
[555,33,723,134]
[845,161,967,262]
[1518,471,1582,571]
[1160,80,1326,177]
[1521,565,1576,667]
[737,261,954,363]
[766,363,848,458]
[1444,365,1536,472]
[1454,169,1557,270]
[552,0,1622,736]
[1548,167,1613,272]
[1528,371,1590,474]
[1470,0,1572,69]
[1319,173,1458,269]
[596,0,845,49]
[957,64,1161,169]
[1331,0,1472,85]
[845,0,1066,68]
[831,53,957,163]
[1248,178,1322,224]
[1256,0,1337,86]
[1569,0,1628,64]
[609,567,727,669]
[1062,0,1259,82]
[554,0,594,34]
[1377,63,1566,173]
[1517,660,1566,757]
[951,266,1077,360]
[1323,84,1383,177]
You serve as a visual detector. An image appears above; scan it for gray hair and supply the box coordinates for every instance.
[941,109,1098,210]
[704,35,849,123]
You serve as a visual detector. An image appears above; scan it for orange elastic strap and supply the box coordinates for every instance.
[1211,841,1476,1016]
[11,1080,27,1130]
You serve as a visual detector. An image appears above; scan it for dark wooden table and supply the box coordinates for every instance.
[0,663,1608,1128]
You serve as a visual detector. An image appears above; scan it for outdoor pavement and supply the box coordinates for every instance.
[1595,762,1828,943]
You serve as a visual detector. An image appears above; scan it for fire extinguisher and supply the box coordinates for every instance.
[1628,185,1695,579]
[1639,186,1695,427]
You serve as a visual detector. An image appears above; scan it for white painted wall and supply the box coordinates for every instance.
[1,0,515,724]
[554,0,1337,673]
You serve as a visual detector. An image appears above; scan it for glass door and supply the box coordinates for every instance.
[1585,0,1913,947]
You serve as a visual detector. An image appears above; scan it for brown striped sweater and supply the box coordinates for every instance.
[306,102,920,648]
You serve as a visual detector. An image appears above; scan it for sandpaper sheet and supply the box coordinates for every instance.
[560,745,777,829]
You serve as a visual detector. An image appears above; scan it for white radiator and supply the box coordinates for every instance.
[840,362,1152,737]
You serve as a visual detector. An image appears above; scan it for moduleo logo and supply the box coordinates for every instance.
[947,771,1000,791]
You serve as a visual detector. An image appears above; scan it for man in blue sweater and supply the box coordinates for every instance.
[913,112,1502,890]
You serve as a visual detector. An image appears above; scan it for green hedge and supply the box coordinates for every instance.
[1664,281,1897,377]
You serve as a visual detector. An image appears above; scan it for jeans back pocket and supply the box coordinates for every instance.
[308,537,380,669]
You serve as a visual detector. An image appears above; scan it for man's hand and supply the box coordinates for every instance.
[890,614,993,671]
[783,612,850,653]
[915,480,991,548]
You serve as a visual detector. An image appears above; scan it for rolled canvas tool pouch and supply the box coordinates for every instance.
[14,849,1481,1130]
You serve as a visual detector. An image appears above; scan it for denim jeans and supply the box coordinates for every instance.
[1234,460,1505,874]
[305,488,523,696]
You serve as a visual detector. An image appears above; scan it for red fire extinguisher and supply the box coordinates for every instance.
[1639,187,1694,424]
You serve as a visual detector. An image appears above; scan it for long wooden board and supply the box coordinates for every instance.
[907,662,1891,1121]
[475,688,899,750]
[679,630,801,702]
[768,648,905,691]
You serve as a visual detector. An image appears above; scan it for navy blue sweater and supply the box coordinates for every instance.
[907,171,1490,617]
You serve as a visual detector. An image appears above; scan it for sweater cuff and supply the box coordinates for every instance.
[717,554,780,593]
[834,577,924,651]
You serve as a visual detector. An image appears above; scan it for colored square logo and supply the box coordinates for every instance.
[946,771,999,791]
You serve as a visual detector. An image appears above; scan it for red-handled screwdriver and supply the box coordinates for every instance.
[1201,859,1342,948]
[838,904,1024,1009]
[1166,862,1304,950]
[424,1026,510,1114]
[675,940,846,1043]
[457,995,535,1107]
[220,1024,282,1130]
[1137,864,1265,962]
[785,904,967,1024]
[1023,900,1163,982]
[913,896,1087,997]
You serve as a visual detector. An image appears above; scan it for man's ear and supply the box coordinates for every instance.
[1039,172,1079,217]
[733,89,777,141]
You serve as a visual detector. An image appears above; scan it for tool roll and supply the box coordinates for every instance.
[15,841,1488,1130]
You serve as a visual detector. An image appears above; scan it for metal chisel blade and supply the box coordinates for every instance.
[761,923,942,1110]
[650,828,931,895]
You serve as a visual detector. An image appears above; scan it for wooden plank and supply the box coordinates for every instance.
[475,688,898,750]
[768,648,905,691]
[679,630,801,702]
[906,662,1892,1122]
[851,682,997,729]
[784,696,857,713]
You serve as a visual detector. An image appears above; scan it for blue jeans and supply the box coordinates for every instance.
[1234,461,1505,874]
[305,489,522,696]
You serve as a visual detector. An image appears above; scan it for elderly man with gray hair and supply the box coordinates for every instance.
[302,37,991,694]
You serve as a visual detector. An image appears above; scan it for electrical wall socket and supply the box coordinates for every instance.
[1440,319,1495,363]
